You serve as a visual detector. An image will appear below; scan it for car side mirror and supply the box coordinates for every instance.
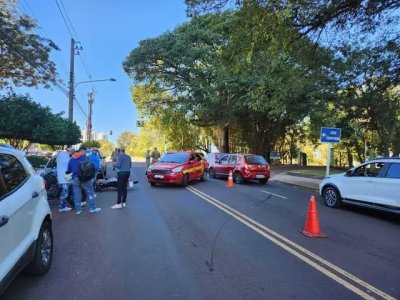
[346,169,353,176]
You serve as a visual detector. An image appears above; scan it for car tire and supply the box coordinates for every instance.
[182,173,189,186]
[150,182,156,187]
[209,168,216,178]
[200,171,206,181]
[233,172,243,184]
[259,179,268,184]
[24,221,53,276]
[323,186,341,208]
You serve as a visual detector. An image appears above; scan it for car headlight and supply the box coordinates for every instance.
[171,166,184,173]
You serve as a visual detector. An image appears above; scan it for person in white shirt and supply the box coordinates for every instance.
[57,146,74,212]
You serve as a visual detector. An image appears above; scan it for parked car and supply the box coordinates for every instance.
[206,152,228,170]
[320,158,400,213]
[0,145,53,295]
[210,154,270,184]
[147,151,207,186]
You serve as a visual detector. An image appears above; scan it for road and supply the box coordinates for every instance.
[3,163,400,300]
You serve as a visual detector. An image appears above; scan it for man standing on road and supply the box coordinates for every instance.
[67,146,101,214]
[56,146,73,212]
[145,149,151,173]
[111,146,132,209]
[151,147,160,163]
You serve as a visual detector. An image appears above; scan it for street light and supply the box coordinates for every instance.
[68,78,116,121]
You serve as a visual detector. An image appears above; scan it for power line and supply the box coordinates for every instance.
[54,0,97,92]
[54,0,75,39]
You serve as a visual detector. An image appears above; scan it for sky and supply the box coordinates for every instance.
[16,0,188,143]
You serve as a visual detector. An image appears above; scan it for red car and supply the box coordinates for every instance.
[147,151,207,186]
[210,154,270,184]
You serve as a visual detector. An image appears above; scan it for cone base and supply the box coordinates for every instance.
[300,229,327,238]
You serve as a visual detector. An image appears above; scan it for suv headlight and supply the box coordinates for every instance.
[172,166,184,173]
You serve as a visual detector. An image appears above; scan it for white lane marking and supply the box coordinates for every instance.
[260,189,288,199]
[187,186,395,300]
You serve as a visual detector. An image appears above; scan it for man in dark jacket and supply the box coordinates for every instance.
[111,146,132,209]
[67,146,101,215]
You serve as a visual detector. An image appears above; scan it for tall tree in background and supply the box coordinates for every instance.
[117,131,136,149]
[0,0,58,90]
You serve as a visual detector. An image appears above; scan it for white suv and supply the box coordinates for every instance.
[320,158,400,213]
[0,145,53,295]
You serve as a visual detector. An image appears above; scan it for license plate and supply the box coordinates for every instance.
[256,175,265,178]
[154,175,164,179]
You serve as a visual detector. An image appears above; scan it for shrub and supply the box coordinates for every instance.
[26,155,49,168]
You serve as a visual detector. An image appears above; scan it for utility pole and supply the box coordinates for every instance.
[68,38,75,122]
[87,91,94,141]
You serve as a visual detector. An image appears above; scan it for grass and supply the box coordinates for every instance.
[291,168,345,176]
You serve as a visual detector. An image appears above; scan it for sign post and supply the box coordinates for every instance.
[320,127,341,177]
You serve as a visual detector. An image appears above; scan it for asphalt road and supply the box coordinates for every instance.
[2,163,400,300]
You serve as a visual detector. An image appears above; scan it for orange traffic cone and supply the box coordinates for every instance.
[226,170,234,188]
[301,196,327,238]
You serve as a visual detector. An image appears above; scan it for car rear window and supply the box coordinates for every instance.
[386,163,400,179]
[159,153,189,163]
[244,155,267,165]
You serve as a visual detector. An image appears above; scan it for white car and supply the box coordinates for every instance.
[0,145,53,295]
[319,158,400,213]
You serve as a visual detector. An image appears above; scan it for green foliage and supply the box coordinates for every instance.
[26,155,48,168]
[0,94,81,149]
[99,139,113,157]
[0,0,58,89]
[117,131,136,148]
[81,140,101,148]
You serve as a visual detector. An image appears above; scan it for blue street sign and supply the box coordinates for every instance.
[320,127,341,143]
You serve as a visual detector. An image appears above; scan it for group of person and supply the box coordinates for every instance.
[56,146,101,214]
[56,145,132,215]
[145,147,161,171]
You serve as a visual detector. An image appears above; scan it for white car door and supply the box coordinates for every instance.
[0,170,13,281]
[0,154,35,262]
[375,163,400,207]
[341,163,382,202]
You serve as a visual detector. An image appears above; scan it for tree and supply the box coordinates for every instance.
[124,12,334,158]
[81,140,101,148]
[0,94,81,149]
[0,0,58,89]
[116,131,136,148]
[99,139,113,157]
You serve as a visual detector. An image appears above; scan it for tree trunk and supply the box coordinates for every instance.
[222,126,229,153]
[346,147,353,168]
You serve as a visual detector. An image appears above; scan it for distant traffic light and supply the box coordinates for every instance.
[136,120,145,127]
[110,130,112,135]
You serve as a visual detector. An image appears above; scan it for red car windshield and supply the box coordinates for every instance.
[244,155,267,165]
[159,153,189,163]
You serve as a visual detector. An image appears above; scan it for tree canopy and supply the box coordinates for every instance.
[0,0,58,90]
[0,94,81,149]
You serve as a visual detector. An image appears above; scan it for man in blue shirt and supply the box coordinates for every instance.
[67,146,101,215]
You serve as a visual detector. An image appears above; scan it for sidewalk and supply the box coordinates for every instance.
[271,173,321,192]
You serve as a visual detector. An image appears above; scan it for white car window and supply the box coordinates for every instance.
[0,154,28,194]
[386,163,400,179]
[353,162,384,177]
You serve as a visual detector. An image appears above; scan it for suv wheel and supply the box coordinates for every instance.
[323,187,341,208]
[24,221,53,276]
[259,178,268,184]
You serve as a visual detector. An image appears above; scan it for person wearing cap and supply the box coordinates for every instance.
[67,146,101,214]
[57,146,74,212]
[111,146,132,209]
